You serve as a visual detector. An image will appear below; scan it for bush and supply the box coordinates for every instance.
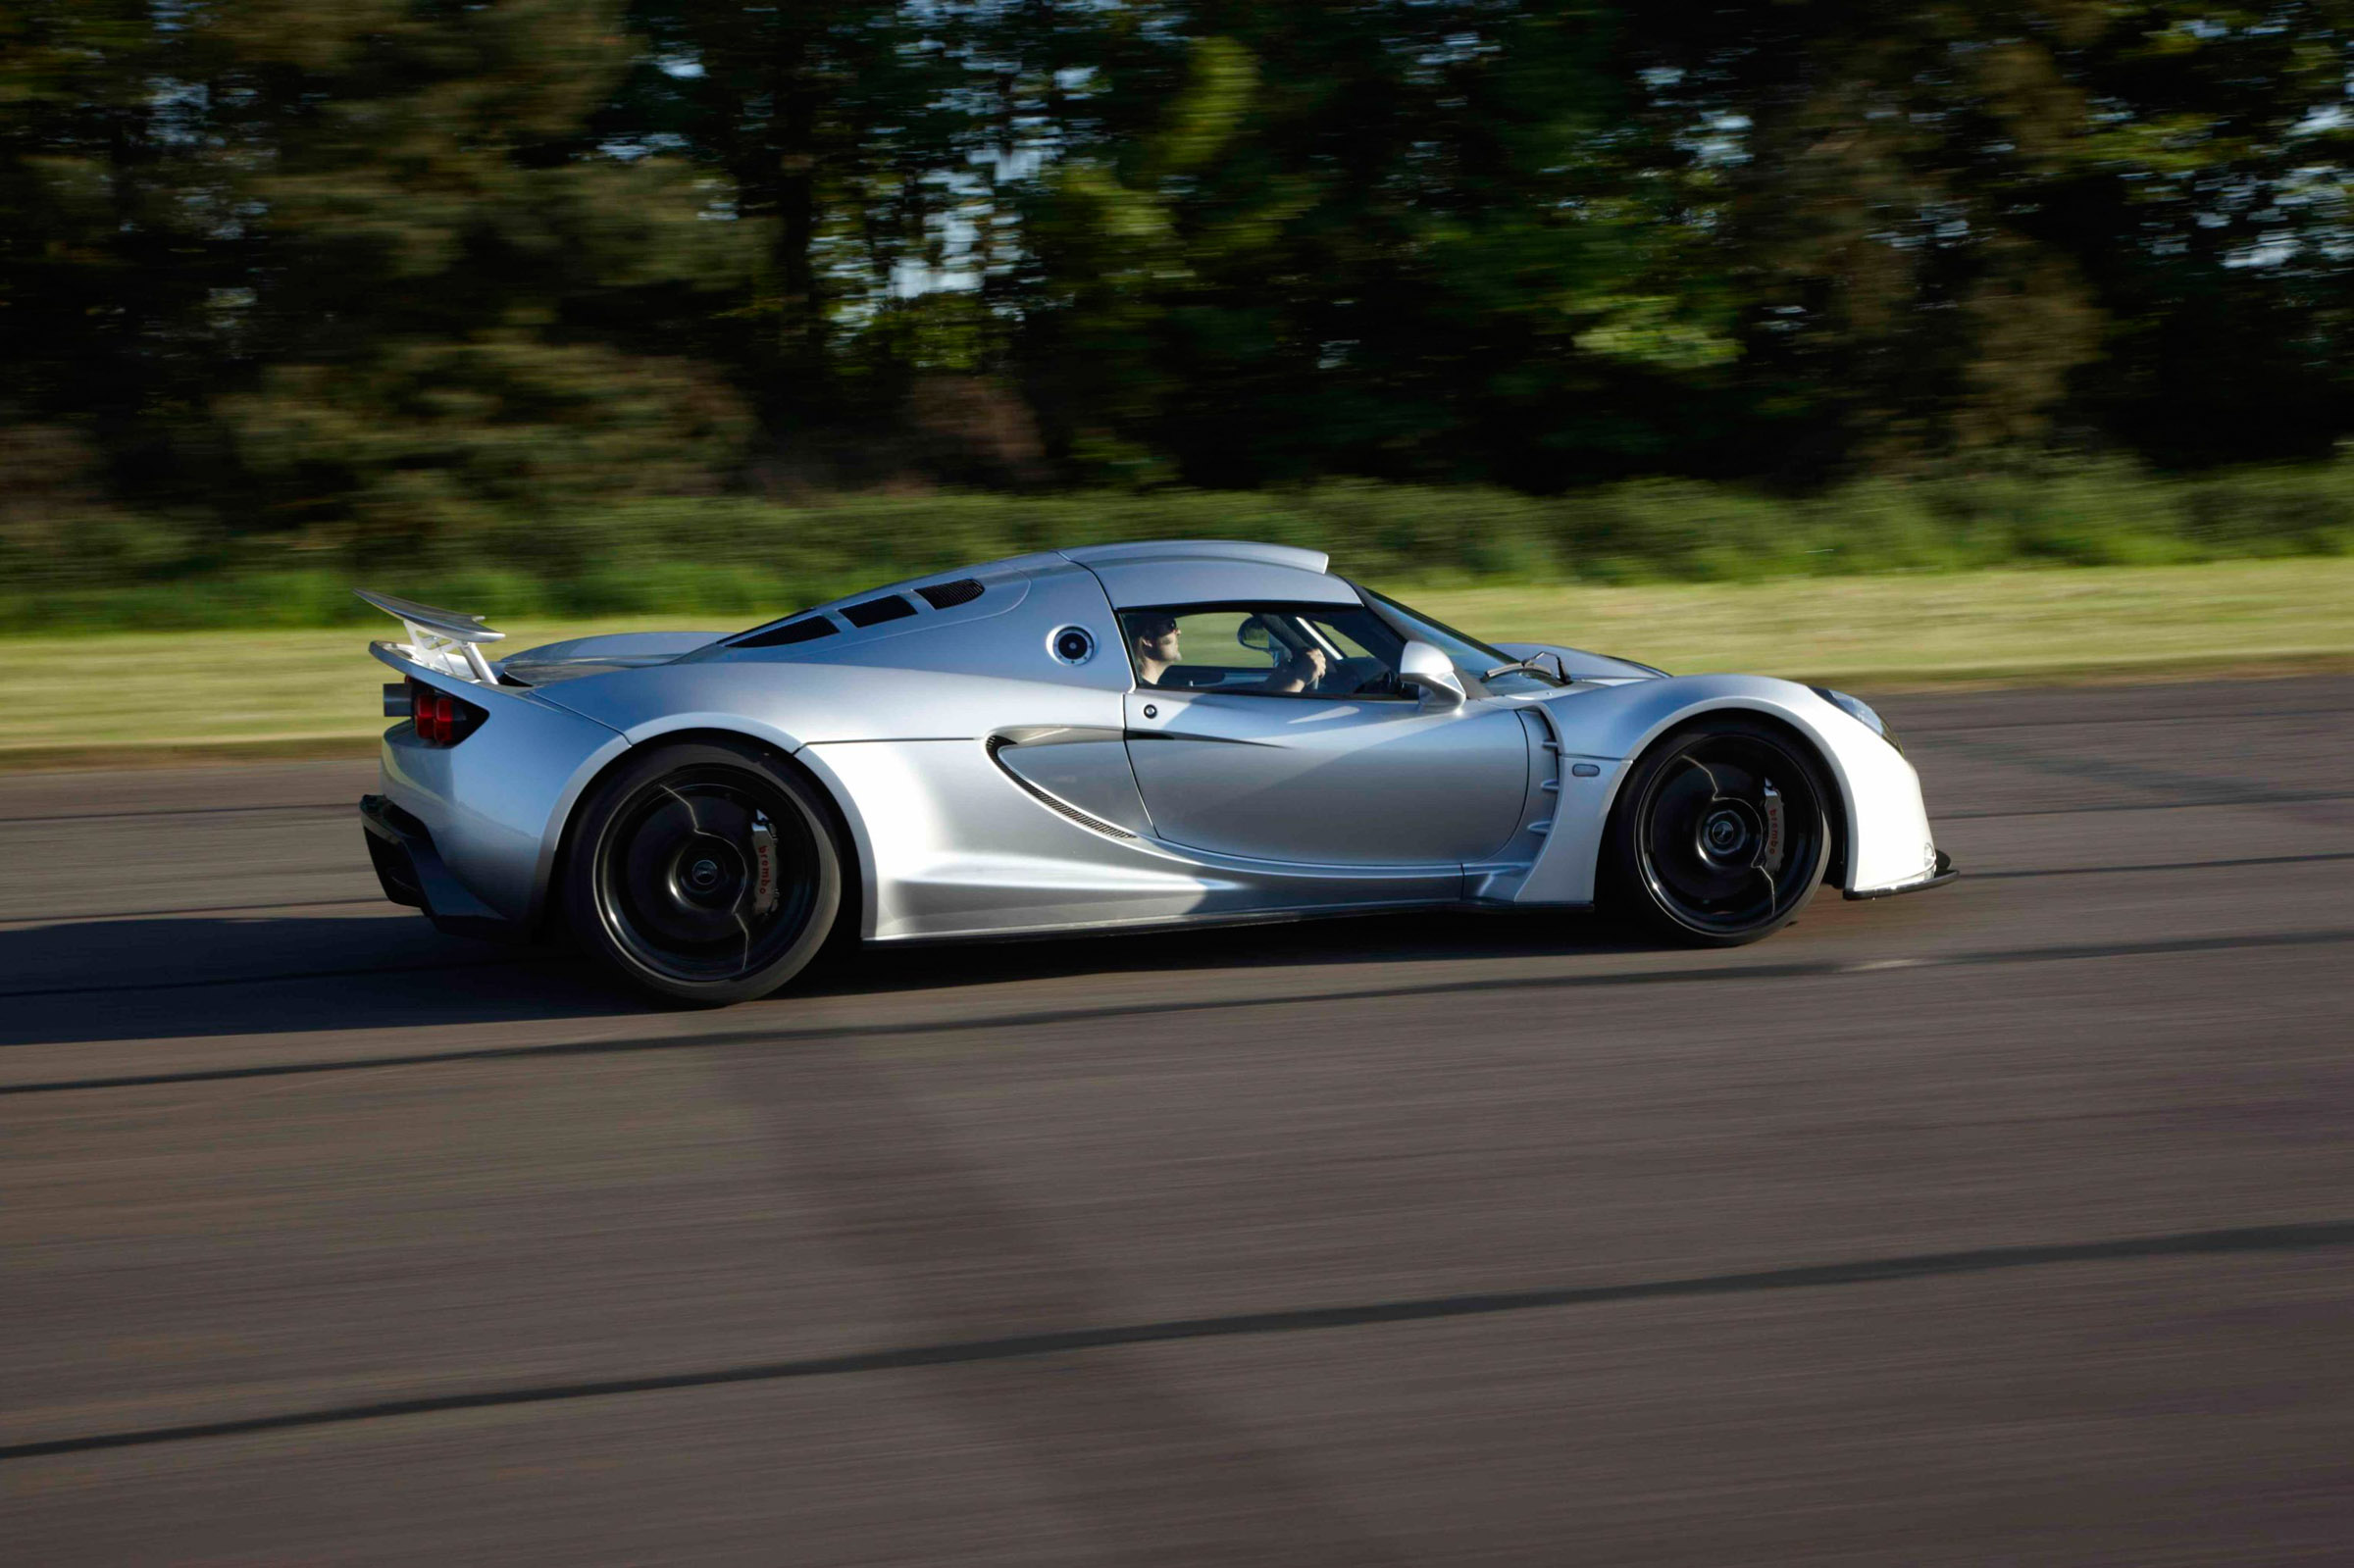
[4,458,2351,632]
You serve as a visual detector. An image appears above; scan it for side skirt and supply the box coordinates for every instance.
[865,896,1592,946]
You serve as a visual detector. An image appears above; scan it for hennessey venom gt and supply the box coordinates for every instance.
[358,540,1953,1003]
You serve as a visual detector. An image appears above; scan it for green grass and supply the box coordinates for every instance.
[1433,558,2354,685]
[5,559,2348,767]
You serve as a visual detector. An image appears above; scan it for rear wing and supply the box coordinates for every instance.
[356,588,504,684]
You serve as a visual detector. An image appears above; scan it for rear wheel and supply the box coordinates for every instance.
[1604,717,1833,946]
[563,740,842,1005]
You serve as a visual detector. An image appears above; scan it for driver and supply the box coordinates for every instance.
[1130,612,1184,685]
[1130,613,1329,692]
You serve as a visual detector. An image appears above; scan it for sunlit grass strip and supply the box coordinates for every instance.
[3,559,2348,766]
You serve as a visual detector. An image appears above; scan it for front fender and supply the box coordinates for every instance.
[1510,675,1937,905]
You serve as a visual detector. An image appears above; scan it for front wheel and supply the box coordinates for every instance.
[562,740,843,1005]
[1604,717,1833,946]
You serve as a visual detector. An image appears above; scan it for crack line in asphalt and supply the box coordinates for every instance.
[1940,788,2353,820]
[7,926,2351,1096]
[0,896,384,929]
[0,954,541,1000]
[1929,732,2333,815]
[0,801,351,827]
[1972,850,2354,881]
[7,1218,2349,1463]
[1897,703,2354,735]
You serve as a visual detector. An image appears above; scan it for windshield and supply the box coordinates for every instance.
[1354,585,1561,693]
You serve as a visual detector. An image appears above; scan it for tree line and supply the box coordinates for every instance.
[6,0,2353,552]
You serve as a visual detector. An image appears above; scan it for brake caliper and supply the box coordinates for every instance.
[749,813,779,917]
[1760,781,1786,874]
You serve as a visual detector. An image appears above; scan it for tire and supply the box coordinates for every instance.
[1603,716,1834,947]
[562,739,843,1005]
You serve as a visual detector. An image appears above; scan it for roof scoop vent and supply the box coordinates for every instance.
[916,578,985,610]
[734,616,839,648]
[842,594,917,628]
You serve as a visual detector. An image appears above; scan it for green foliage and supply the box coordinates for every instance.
[222,336,752,545]
[7,463,2349,632]
[1017,5,1714,487]
[10,0,2354,559]
[0,0,757,523]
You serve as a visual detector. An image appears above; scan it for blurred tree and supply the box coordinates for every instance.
[602,0,1136,475]
[1015,3,1737,488]
[608,0,1049,429]
[0,0,244,499]
[9,0,2354,535]
[1,0,758,536]
[1620,0,2354,474]
[2049,2,2354,465]
[205,0,760,537]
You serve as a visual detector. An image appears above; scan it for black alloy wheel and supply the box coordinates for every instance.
[563,740,843,1004]
[1606,717,1833,946]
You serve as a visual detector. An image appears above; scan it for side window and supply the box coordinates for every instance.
[1313,616,1381,661]
[1120,604,1409,698]
[1178,611,1281,671]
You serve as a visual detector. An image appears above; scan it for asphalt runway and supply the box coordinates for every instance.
[5,676,2351,1564]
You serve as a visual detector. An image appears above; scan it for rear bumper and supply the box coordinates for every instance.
[1844,848,1959,901]
[359,793,523,941]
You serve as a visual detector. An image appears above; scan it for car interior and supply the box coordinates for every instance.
[1121,603,1412,697]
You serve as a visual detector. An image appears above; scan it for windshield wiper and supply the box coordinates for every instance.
[1480,653,1571,686]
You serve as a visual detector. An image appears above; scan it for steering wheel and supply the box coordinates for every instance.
[1319,658,1400,698]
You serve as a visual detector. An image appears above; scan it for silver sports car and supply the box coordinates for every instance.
[358,540,1953,1003]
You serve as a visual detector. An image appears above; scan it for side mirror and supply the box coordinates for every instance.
[1236,616,1272,653]
[1397,639,1465,707]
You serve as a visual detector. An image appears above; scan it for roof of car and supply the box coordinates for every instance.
[1059,540,1330,576]
[718,539,1341,651]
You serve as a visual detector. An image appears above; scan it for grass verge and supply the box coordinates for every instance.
[5,558,2348,770]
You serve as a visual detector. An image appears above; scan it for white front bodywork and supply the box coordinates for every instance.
[1507,675,1940,905]
[368,542,1943,942]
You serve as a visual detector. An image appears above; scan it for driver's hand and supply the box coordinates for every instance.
[1295,648,1330,686]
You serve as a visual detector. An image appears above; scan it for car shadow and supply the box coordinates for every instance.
[0,903,1652,1050]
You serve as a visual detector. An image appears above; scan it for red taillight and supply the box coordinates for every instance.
[407,681,483,747]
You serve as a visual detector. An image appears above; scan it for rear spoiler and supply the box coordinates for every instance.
[356,588,504,684]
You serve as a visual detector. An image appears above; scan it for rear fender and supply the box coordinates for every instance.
[537,722,873,944]
[373,642,629,930]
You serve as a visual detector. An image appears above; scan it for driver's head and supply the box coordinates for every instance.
[1131,612,1180,663]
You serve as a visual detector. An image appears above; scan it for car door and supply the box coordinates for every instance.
[1118,603,1531,866]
